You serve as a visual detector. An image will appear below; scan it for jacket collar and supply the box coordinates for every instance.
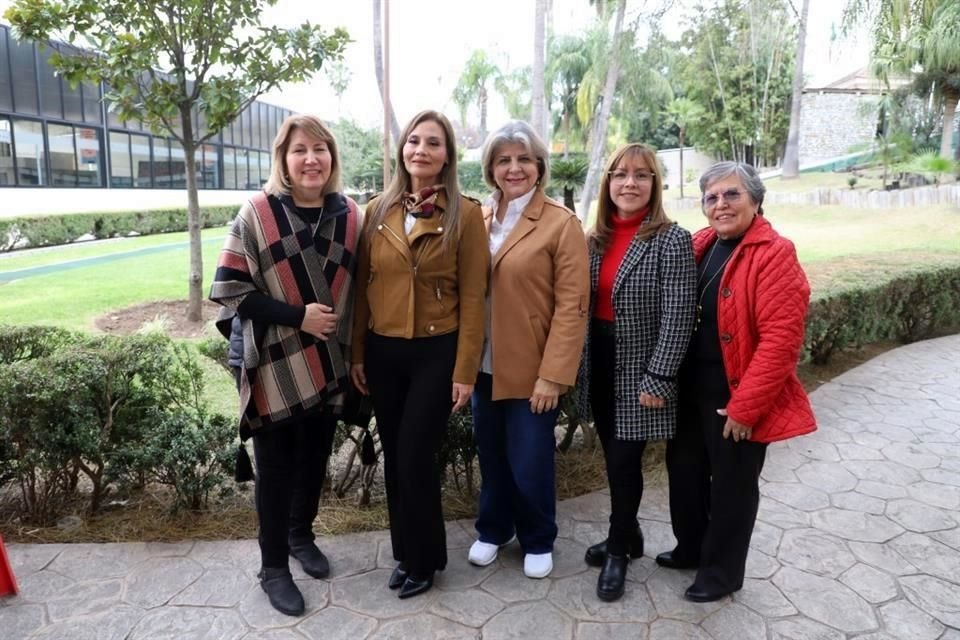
[693,215,774,260]
[491,188,547,268]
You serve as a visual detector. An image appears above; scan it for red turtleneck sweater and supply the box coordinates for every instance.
[593,208,648,321]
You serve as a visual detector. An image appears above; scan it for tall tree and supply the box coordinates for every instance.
[546,33,594,155]
[372,0,400,144]
[496,68,532,121]
[781,0,810,178]
[532,0,549,141]
[453,50,502,140]
[664,98,705,198]
[6,0,348,321]
[578,0,626,220]
[325,60,352,116]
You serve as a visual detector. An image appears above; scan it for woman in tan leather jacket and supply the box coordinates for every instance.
[350,110,489,599]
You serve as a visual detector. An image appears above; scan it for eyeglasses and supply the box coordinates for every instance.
[702,189,744,208]
[608,170,654,184]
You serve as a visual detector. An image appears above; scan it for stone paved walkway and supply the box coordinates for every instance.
[2,335,959,639]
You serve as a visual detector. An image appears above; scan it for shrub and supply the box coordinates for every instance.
[0,206,238,252]
[437,408,478,497]
[0,325,80,365]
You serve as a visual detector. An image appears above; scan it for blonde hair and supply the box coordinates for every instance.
[588,143,672,255]
[480,120,550,190]
[365,110,462,251]
[264,114,342,198]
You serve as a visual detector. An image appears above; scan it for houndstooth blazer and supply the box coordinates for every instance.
[576,223,696,440]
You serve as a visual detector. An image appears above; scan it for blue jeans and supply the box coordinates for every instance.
[471,372,559,554]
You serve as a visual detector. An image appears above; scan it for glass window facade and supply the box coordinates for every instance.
[1,24,288,190]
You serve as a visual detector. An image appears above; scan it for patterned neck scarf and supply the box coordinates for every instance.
[402,185,445,219]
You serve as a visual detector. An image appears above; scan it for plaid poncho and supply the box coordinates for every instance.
[210,191,360,434]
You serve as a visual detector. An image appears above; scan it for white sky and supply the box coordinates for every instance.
[1,0,870,129]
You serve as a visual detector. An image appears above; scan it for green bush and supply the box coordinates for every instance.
[0,206,238,252]
[0,325,80,365]
[437,408,477,497]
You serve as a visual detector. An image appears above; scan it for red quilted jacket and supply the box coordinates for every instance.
[692,216,816,443]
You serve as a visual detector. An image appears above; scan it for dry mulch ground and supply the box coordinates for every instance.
[93,299,220,338]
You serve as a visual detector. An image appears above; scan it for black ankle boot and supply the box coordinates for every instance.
[597,554,629,602]
[289,540,330,579]
[259,567,305,616]
[584,529,645,567]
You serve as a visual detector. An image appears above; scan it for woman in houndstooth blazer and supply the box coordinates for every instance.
[577,143,696,602]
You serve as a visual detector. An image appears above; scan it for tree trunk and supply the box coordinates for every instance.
[577,0,626,221]
[678,129,685,199]
[532,0,548,141]
[782,0,809,178]
[373,0,400,144]
[479,85,488,140]
[940,89,958,159]
[182,110,203,322]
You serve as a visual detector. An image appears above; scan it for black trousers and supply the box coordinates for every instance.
[590,321,647,556]
[364,331,456,575]
[665,360,768,593]
[251,413,337,569]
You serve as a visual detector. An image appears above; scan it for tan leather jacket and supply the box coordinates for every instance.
[352,193,490,384]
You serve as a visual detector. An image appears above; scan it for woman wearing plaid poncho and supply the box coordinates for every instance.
[210,115,361,617]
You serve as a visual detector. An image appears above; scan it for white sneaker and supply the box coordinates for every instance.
[468,537,514,566]
[523,552,553,578]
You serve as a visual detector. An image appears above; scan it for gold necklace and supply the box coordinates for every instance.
[695,241,735,330]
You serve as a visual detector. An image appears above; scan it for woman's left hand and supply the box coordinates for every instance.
[639,392,666,408]
[530,378,563,414]
[452,382,474,413]
[718,408,752,442]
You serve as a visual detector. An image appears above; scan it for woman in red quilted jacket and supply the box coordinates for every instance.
[657,161,816,602]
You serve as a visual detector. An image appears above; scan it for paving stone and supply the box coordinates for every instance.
[839,564,899,603]
[316,532,379,579]
[144,541,195,557]
[549,536,594,579]
[847,541,917,576]
[899,574,960,629]
[295,605,376,640]
[880,443,940,469]
[480,565,551,602]
[30,604,145,640]
[931,526,960,552]
[772,567,877,633]
[241,629,307,640]
[744,549,780,580]
[878,599,945,640]
[888,532,960,584]
[851,432,892,450]
[785,438,840,462]
[836,443,885,461]
[570,521,609,549]
[647,619,713,640]
[6,544,63,577]
[0,603,47,639]
[46,578,124,621]
[795,461,858,493]
[238,577,328,630]
[128,607,248,640]
[560,493,610,523]
[14,569,74,604]
[547,572,656,623]
[638,520,677,560]
[170,567,255,607]
[48,543,152,580]
[804,423,852,444]
[636,485,672,523]
[368,614,479,639]
[765,446,810,470]
[885,499,957,533]
[446,520,478,549]
[856,481,908,500]
[124,556,204,609]
[734,579,797,617]
[777,529,856,578]
[483,601,574,640]
[330,569,435,618]
[767,615,845,639]
[863,423,916,443]
[749,520,782,557]
[757,499,812,529]
[647,566,721,622]
[576,621,649,640]
[830,491,887,514]
[844,461,923,486]
[430,589,505,627]
[188,539,260,571]
[701,602,767,640]
[920,468,960,486]
[761,464,799,483]
[761,482,831,512]
[436,550,499,590]
[810,509,904,543]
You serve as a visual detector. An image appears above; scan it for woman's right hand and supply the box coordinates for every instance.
[351,363,369,395]
[301,302,338,340]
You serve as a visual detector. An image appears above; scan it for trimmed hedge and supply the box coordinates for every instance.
[0,206,238,252]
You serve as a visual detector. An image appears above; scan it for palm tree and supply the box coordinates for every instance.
[664,98,705,199]
[372,0,399,143]
[551,156,589,210]
[532,0,549,141]
[453,50,502,140]
[782,0,810,178]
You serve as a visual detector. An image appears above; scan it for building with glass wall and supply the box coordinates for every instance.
[0,24,290,191]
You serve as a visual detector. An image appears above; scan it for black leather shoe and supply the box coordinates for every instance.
[289,541,330,579]
[259,567,305,616]
[684,584,732,603]
[655,549,699,570]
[584,530,644,567]
[597,554,629,602]
[388,563,409,590]
[398,572,434,599]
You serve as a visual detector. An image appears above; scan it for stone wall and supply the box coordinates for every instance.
[799,92,879,165]
[668,183,960,210]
